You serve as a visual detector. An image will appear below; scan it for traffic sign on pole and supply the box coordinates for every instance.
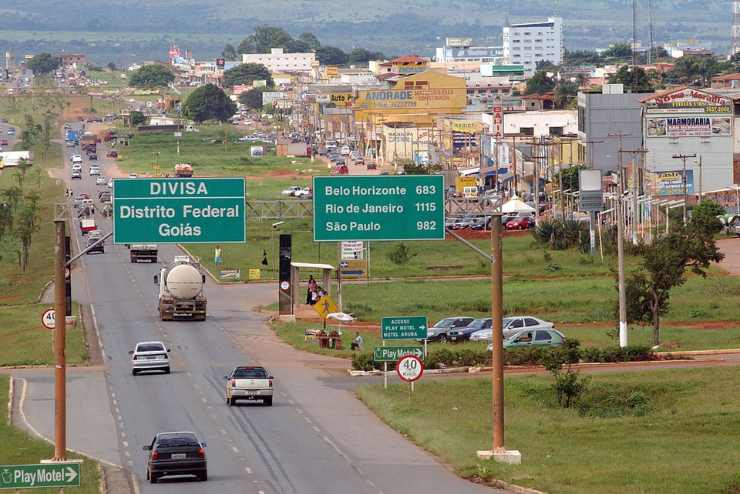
[313,176,445,241]
[396,355,424,382]
[41,309,55,330]
[112,178,246,244]
[381,316,428,340]
[0,463,80,489]
[373,346,424,362]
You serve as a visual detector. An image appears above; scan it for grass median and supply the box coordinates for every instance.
[0,376,100,493]
[356,367,740,494]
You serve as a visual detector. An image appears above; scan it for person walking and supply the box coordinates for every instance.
[214,245,223,266]
[306,275,317,305]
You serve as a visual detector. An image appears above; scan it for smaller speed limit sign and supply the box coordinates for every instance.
[396,355,424,383]
[41,308,56,330]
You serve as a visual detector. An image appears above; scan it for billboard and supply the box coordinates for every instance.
[644,88,732,114]
[646,116,731,138]
[446,37,473,47]
[655,170,694,196]
[354,72,466,116]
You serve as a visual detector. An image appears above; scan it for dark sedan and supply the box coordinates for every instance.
[421,317,475,343]
[448,318,492,342]
[144,431,207,483]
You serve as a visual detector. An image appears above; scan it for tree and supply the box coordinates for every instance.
[316,46,348,65]
[128,64,174,88]
[623,220,724,346]
[107,62,117,71]
[14,193,40,271]
[526,71,556,95]
[237,26,293,54]
[298,32,321,50]
[608,65,653,92]
[238,88,265,110]
[691,200,725,235]
[222,43,238,61]
[27,53,60,75]
[182,84,236,123]
[348,48,371,64]
[223,63,273,88]
[665,55,731,87]
[554,81,579,109]
[130,111,146,126]
[603,43,632,60]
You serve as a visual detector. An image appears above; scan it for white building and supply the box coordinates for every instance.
[502,17,563,75]
[482,110,577,138]
[435,37,504,64]
[242,48,316,73]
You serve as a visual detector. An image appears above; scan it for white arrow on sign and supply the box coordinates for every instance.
[65,466,78,483]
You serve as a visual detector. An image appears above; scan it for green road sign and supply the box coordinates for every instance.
[113,178,246,244]
[381,316,428,340]
[373,346,424,362]
[313,176,444,241]
[0,463,80,489]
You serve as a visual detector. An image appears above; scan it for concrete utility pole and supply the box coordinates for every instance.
[53,207,67,460]
[610,132,630,348]
[619,147,648,245]
[697,156,703,203]
[672,153,696,224]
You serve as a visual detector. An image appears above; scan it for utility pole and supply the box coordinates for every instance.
[53,206,67,460]
[610,132,630,348]
[582,138,604,255]
[619,147,648,245]
[672,153,696,224]
[697,156,703,203]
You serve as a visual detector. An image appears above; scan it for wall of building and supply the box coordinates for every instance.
[242,48,316,72]
[483,110,576,138]
[503,17,562,74]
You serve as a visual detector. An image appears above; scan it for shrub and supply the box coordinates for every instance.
[351,352,376,371]
[387,243,417,265]
[576,386,651,417]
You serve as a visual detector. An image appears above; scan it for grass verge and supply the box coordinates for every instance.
[0,376,101,493]
[356,367,740,494]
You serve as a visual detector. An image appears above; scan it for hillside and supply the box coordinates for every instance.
[0,0,732,64]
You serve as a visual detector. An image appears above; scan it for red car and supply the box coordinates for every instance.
[506,217,534,230]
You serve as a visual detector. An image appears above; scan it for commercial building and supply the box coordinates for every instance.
[435,37,503,64]
[502,17,563,74]
[242,48,316,73]
[483,109,577,138]
[577,85,650,172]
[643,87,736,196]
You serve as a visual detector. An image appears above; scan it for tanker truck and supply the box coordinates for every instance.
[154,256,207,320]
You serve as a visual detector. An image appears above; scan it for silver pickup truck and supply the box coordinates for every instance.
[225,366,273,406]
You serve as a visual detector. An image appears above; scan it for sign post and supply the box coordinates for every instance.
[113,178,246,244]
[0,463,80,489]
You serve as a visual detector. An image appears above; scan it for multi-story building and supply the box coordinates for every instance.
[242,48,316,73]
[435,37,503,64]
[503,17,563,75]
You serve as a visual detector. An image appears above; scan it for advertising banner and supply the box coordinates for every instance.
[646,116,731,138]
[655,170,694,196]
[644,88,732,114]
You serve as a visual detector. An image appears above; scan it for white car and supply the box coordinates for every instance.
[71,154,82,163]
[293,187,312,198]
[340,146,351,156]
[129,341,170,376]
[470,316,555,342]
[128,173,138,178]
[89,167,100,176]
[96,176,107,185]
[71,163,82,171]
[281,186,303,196]
[107,179,114,188]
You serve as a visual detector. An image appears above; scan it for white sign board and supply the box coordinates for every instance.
[396,355,424,383]
[41,308,56,330]
[340,241,364,260]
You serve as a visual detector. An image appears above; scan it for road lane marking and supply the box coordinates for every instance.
[232,446,239,453]
[312,426,320,433]
[122,441,128,448]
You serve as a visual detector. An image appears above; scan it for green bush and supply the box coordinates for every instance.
[533,219,588,250]
[576,386,652,417]
[351,352,376,371]
[387,243,417,265]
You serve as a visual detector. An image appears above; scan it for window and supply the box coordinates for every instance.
[549,126,564,137]
[137,343,165,352]
[535,331,552,342]
[233,367,267,379]
[520,127,534,136]
[524,318,540,327]
[515,331,533,343]
[509,318,524,328]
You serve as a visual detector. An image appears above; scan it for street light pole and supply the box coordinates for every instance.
[609,132,631,348]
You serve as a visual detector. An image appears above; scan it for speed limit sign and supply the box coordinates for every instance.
[396,355,424,383]
[41,308,56,330]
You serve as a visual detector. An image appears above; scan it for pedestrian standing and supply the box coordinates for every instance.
[214,245,223,266]
[306,275,316,305]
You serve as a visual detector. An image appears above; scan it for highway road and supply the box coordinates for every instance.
[63,123,503,494]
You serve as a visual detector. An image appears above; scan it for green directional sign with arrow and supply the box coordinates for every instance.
[0,463,80,489]
[381,316,428,340]
[373,346,424,362]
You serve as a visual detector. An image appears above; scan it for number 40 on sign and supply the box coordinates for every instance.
[396,355,424,383]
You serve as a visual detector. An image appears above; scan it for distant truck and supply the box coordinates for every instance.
[174,163,193,177]
[154,256,207,321]
[80,132,98,152]
[65,130,78,145]
[129,244,158,263]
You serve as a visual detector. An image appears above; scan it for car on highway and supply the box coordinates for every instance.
[88,153,97,160]
[86,231,104,254]
[107,179,113,188]
[71,169,82,180]
[421,317,475,343]
[0,139,8,146]
[95,176,107,186]
[144,431,207,483]
[281,185,303,196]
[71,154,82,163]
[225,366,274,406]
[89,166,101,176]
[129,341,171,375]
[106,150,118,158]
[470,316,555,342]
[7,128,15,135]
[506,216,534,230]
[448,318,492,342]
[487,327,566,351]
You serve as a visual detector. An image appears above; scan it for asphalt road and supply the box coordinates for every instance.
[64,123,503,494]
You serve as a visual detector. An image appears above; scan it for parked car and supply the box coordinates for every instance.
[487,328,566,350]
[340,145,351,156]
[96,176,107,186]
[129,341,170,375]
[106,150,118,158]
[143,431,207,483]
[89,166,101,176]
[366,161,377,170]
[281,185,303,196]
[86,231,104,254]
[470,316,555,342]
[293,187,312,198]
[421,317,475,343]
[448,318,492,342]
[506,216,534,230]
[224,366,274,406]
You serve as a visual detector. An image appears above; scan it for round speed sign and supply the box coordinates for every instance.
[41,308,56,330]
[396,355,424,383]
